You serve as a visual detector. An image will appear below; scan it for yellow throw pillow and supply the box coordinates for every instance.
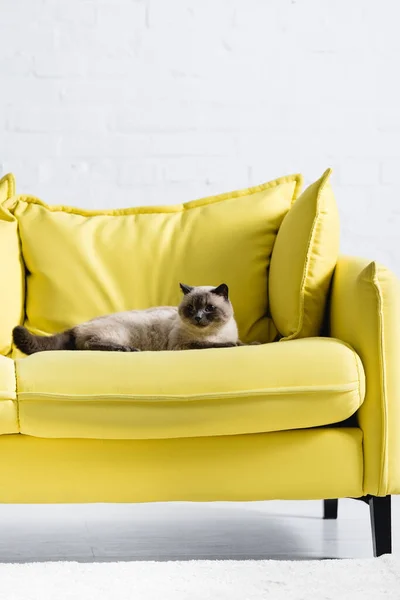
[5,174,302,345]
[269,168,339,340]
[0,174,25,356]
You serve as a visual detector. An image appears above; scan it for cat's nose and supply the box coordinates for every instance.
[195,315,202,323]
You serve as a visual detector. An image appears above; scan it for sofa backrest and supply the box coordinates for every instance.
[2,173,302,350]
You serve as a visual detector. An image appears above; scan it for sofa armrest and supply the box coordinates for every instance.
[330,255,400,495]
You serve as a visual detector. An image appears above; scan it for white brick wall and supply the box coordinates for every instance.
[0,0,399,273]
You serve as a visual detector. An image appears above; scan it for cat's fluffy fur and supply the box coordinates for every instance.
[13,283,243,355]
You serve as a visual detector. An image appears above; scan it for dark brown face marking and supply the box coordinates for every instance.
[178,286,233,329]
[211,283,229,300]
[180,283,193,295]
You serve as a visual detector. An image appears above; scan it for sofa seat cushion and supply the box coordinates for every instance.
[15,338,365,440]
[0,355,19,434]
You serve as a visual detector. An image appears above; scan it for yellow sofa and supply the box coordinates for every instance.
[0,172,398,558]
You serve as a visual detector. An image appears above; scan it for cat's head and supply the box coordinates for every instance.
[178,283,234,331]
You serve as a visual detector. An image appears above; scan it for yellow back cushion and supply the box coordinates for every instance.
[6,174,302,344]
[269,169,340,340]
[0,174,25,356]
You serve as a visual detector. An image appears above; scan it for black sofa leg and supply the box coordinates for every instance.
[369,495,392,557]
[323,499,338,519]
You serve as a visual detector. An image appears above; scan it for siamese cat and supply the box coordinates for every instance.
[13,283,251,355]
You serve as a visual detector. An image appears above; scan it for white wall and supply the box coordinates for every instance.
[0,0,399,273]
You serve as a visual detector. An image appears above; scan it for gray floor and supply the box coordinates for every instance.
[0,497,398,562]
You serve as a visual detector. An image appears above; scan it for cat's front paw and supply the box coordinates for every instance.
[118,345,140,352]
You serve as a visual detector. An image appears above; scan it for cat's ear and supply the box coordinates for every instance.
[211,283,229,299]
[180,283,193,295]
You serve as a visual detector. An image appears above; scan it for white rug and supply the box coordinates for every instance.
[0,557,398,600]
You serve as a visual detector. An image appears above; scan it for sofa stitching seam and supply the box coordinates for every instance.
[14,360,21,433]
[352,346,363,409]
[17,382,360,403]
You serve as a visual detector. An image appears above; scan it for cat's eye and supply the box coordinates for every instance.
[205,304,215,312]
